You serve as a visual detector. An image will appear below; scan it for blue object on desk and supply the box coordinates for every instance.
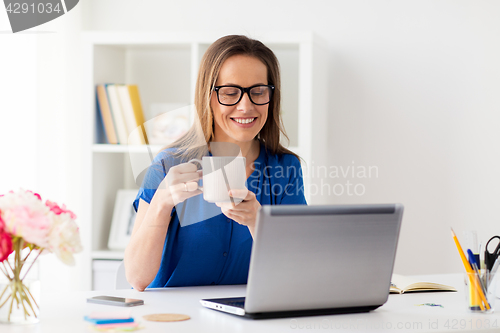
[83,316,134,325]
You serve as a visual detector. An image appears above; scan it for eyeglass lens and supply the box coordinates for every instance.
[218,86,272,105]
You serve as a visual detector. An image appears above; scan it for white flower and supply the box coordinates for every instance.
[46,212,83,266]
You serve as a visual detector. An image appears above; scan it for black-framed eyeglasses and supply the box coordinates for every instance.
[213,85,275,106]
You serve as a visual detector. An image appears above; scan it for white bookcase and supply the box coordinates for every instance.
[81,32,328,290]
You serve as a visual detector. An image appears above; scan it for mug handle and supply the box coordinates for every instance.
[188,159,203,192]
[188,158,202,169]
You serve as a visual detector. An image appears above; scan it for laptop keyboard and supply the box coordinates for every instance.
[226,300,245,308]
[203,297,246,309]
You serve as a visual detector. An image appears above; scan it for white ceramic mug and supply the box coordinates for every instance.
[189,156,246,203]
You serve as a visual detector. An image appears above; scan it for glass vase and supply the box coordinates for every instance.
[0,249,41,324]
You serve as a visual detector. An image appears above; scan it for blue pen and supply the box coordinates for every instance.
[468,249,489,295]
[468,249,479,270]
[466,249,482,310]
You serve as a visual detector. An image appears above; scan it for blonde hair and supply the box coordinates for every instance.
[163,35,299,162]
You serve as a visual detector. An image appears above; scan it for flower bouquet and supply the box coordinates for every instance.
[0,189,82,324]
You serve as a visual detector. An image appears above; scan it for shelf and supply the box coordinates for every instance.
[92,144,164,154]
[93,144,299,155]
[91,250,125,260]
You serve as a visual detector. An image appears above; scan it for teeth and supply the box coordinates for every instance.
[233,118,255,124]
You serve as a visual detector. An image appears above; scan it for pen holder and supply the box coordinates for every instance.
[464,271,495,313]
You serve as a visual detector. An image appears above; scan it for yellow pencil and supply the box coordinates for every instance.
[451,228,489,310]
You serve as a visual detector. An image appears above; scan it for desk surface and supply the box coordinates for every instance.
[2,274,500,333]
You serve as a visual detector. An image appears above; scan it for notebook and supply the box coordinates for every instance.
[390,274,457,294]
[200,204,404,319]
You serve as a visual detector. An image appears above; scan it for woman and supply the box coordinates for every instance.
[125,35,306,291]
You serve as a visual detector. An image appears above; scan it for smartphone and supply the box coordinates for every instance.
[87,296,144,307]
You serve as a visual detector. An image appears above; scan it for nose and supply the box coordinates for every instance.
[236,91,253,111]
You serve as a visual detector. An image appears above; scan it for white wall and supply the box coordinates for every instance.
[0,11,38,193]
[2,0,500,290]
[0,5,85,292]
[34,5,85,293]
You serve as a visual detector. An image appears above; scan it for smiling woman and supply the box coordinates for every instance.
[179,35,297,163]
[124,35,307,291]
[211,54,270,168]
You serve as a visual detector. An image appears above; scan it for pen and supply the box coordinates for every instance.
[467,249,482,310]
[451,228,489,310]
[467,249,479,269]
[472,262,488,296]
[468,249,488,296]
[478,242,483,270]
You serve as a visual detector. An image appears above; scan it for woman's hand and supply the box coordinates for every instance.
[215,189,260,238]
[157,162,202,207]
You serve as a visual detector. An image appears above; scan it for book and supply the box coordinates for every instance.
[116,84,144,145]
[105,84,128,144]
[390,274,457,294]
[127,85,149,145]
[96,85,118,144]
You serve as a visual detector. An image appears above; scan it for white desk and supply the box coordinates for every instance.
[2,274,500,333]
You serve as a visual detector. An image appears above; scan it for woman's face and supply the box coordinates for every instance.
[211,54,269,145]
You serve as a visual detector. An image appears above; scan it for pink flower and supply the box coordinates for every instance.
[0,231,13,262]
[0,189,82,264]
[2,205,51,248]
[27,191,41,201]
[0,209,4,230]
[45,200,77,220]
[0,190,52,248]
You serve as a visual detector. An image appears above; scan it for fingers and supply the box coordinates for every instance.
[217,188,260,227]
[166,163,201,186]
[159,162,203,206]
[216,190,255,207]
[170,180,202,194]
[169,183,202,205]
[219,204,256,227]
[172,172,201,184]
[184,181,200,192]
[221,208,245,221]
[182,188,203,199]
[216,201,246,211]
[216,190,257,210]
[228,188,250,200]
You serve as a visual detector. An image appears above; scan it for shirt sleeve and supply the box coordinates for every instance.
[279,155,307,205]
[133,150,174,212]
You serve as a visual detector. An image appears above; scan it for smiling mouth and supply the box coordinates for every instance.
[231,117,257,124]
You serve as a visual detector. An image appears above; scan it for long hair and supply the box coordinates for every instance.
[163,35,299,162]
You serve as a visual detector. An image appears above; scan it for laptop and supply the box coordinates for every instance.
[200,204,404,319]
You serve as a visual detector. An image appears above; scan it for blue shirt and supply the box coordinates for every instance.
[133,143,307,287]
